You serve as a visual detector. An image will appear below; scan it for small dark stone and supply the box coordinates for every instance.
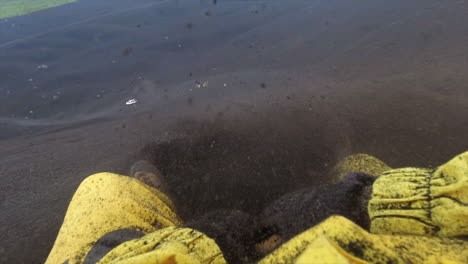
[260,83,267,89]
[121,47,133,56]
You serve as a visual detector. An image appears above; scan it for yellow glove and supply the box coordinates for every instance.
[369,152,468,237]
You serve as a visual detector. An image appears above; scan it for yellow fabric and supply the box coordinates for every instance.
[47,153,468,264]
[294,234,358,264]
[46,173,182,264]
[97,227,227,264]
[260,215,468,264]
[329,153,391,183]
[369,152,468,237]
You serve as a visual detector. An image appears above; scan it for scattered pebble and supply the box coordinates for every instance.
[194,81,209,88]
[37,64,48,69]
[164,36,169,40]
[28,78,33,82]
[224,83,227,87]
[52,95,59,100]
[126,99,138,105]
[177,43,183,48]
[96,94,101,98]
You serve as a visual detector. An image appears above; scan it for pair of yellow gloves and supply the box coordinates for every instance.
[47,152,468,264]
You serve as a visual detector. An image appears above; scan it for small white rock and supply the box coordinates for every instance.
[126,99,138,105]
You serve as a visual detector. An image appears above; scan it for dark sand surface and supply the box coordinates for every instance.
[1,0,468,263]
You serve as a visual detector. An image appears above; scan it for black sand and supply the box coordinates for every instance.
[1,0,468,263]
